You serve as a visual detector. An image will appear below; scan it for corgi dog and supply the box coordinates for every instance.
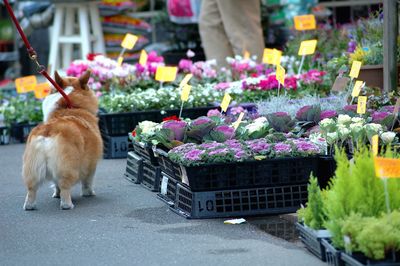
[22,70,103,210]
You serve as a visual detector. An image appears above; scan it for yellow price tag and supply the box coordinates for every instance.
[181,84,191,102]
[298,40,318,56]
[155,66,178,82]
[393,98,400,116]
[371,134,379,156]
[351,80,364,97]
[139,50,148,66]
[179,74,193,88]
[276,65,285,86]
[294,14,316,31]
[220,93,232,113]
[243,50,250,60]
[374,157,400,178]
[263,48,282,65]
[15,75,37,93]
[233,112,245,130]
[349,61,362,78]
[34,82,51,99]
[117,56,124,66]
[121,33,138,50]
[357,96,367,114]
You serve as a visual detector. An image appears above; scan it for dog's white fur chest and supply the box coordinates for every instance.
[42,87,74,122]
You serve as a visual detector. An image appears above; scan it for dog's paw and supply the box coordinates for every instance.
[60,202,74,210]
[82,189,96,197]
[23,202,37,211]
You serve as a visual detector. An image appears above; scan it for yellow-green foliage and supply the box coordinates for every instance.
[324,147,400,249]
[349,46,367,64]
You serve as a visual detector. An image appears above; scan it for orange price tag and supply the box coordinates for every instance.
[181,84,191,102]
[294,14,316,31]
[179,74,193,88]
[351,80,364,97]
[276,65,285,86]
[371,134,379,156]
[233,112,245,130]
[15,75,37,93]
[374,157,400,178]
[155,66,177,82]
[357,96,367,114]
[34,82,51,99]
[139,50,148,66]
[220,93,232,113]
[263,48,282,65]
[298,40,317,56]
[349,61,362,78]
[121,33,138,50]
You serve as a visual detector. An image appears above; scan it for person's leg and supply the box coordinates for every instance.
[217,0,265,62]
[199,0,234,67]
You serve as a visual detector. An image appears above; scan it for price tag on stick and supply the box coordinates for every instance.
[351,80,364,97]
[181,84,191,102]
[179,74,193,88]
[357,96,367,114]
[34,82,51,99]
[393,98,400,116]
[294,14,316,31]
[374,157,400,178]
[139,50,148,66]
[155,66,178,82]
[220,93,232,113]
[117,56,124,67]
[15,75,37,93]
[276,65,285,86]
[349,61,362,79]
[233,112,245,130]
[371,134,379,157]
[243,50,250,60]
[263,48,282,65]
[121,33,138,50]
[298,40,317,56]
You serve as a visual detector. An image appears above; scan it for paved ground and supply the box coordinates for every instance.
[0,144,325,266]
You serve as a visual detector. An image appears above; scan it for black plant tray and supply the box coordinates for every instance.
[0,126,10,145]
[156,172,180,207]
[322,239,344,266]
[10,123,37,143]
[154,148,181,180]
[124,151,143,184]
[179,157,319,192]
[141,161,162,192]
[341,252,400,266]
[171,182,308,219]
[133,141,159,166]
[295,222,331,262]
[102,134,130,159]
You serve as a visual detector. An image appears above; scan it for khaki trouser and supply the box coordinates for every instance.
[199,0,265,67]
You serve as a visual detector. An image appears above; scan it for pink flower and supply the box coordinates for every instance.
[320,110,337,120]
[207,109,222,117]
[147,51,164,63]
[215,82,230,90]
[178,59,193,72]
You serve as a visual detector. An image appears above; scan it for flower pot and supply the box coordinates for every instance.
[358,65,400,89]
[341,251,400,266]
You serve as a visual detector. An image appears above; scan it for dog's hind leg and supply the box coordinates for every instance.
[23,183,38,211]
[58,174,77,210]
[52,185,60,198]
[81,166,96,197]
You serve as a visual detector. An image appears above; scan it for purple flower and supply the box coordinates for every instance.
[213,125,235,140]
[344,105,357,112]
[294,141,320,153]
[178,59,193,72]
[296,106,312,120]
[230,106,245,115]
[274,143,292,154]
[275,112,289,117]
[381,106,395,113]
[225,139,242,149]
[207,109,222,117]
[208,148,230,156]
[246,139,271,154]
[372,111,391,122]
[163,120,187,141]
[200,142,223,149]
[320,110,338,120]
[184,149,205,161]
[192,116,213,126]
[215,82,230,90]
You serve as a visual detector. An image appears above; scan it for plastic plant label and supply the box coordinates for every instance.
[372,134,379,156]
[121,33,138,50]
[161,175,169,195]
[139,50,148,66]
[117,56,124,66]
[351,80,364,97]
[393,98,400,116]
[294,14,316,30]
[263,48,282,65]
[243,50,250,60]
[181,84,191,102]
[331,76,350,92]
[357,96,367,114]
[34,82,51,99]
[374,157,400,178]
[155,66,178,82]
[224,218,246,225]
[298,40,317,56]
[276,65,285,86]
[220,93,232,113]
[233,112,245,130]
[15,75,37,93]
[349,61,362,78]
[179,73,193,88]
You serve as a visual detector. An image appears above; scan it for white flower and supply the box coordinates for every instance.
[337,114,351,125]
[253,117,268,124]
[364,123,383,133]
[326,132,338,145]
[138,121,159,135]
[338,127,350,140]
[319,118,334,129]
[350,123,364,133]
[351,117,365,124]
[380,132,396,144]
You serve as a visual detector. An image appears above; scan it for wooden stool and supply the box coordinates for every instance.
[48,1,105,74]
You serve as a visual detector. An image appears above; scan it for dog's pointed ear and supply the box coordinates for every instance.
[79,70,91,88]
[54,71,66,89]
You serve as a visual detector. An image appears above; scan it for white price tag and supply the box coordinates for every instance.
[161,175,169,195]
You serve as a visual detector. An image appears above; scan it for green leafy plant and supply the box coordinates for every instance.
[0,93,43,126]
[266,112,296,133]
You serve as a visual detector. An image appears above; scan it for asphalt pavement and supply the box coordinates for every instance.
[0,144,325,266]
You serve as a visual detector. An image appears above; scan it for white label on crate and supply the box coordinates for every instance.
[161,176,169,195]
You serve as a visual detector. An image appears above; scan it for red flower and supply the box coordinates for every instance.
[131,130,136,137]
[163,115,181,121]
[87,53,102,61]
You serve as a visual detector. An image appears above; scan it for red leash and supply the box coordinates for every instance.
[3,0,72,108]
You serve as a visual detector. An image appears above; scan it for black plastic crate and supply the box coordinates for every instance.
[154,148,181,180]
[133,141,159,165]
[341,252,400,266]
[316,156,336,189]
[179,157,318,192]
[10,123,37,143]
[296,222,331,262]
[0,126,10,145]
[141,161,162,192]
[102,134,129,159]
[172,183,308,219]
[124,151,143,184]
[322,239,344,266]
[157,172,180,206]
